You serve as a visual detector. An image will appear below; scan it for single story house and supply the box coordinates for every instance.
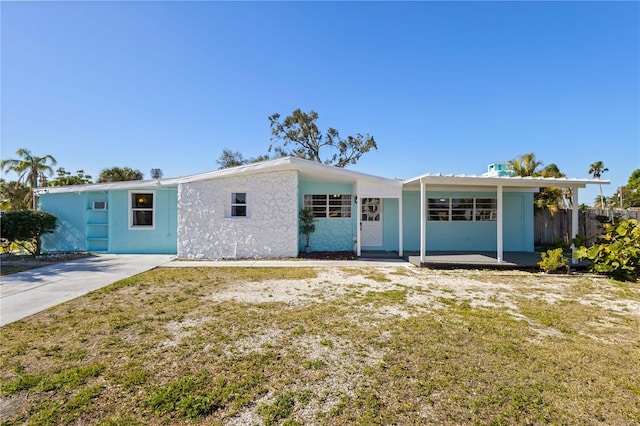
[36,156,607,263]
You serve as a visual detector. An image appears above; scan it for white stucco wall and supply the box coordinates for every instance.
[177,170,299,259]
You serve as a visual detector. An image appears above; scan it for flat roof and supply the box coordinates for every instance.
[403,173,609,189]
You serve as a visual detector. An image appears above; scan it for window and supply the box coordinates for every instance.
[231,192,247,217]
[130,192,154,228]
[428,198,450,221]
[304,194,351,218]
[427,197,496,222]
[452,198,474,221]
[475,198,497,221]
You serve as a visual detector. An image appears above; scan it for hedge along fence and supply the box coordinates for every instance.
[534,208,640,248]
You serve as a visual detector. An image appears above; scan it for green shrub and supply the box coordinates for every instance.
[574,218,640,281]
[146,375,222,419]
[258,392,295,426]
[0,210,57,255]
[538,248,569,273]
[299,207,317,251]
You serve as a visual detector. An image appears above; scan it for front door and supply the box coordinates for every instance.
[361,198,383,247]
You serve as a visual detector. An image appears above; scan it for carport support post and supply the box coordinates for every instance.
[356,195,362,257]
[398,192,403,257]
[571,187,579,264]
[420,180,426,262]
[496,184,503,263]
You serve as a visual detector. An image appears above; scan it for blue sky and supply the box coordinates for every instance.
[2,1,638,205]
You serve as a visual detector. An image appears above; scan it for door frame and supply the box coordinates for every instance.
[360,197,383,247]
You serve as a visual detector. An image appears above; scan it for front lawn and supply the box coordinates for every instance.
[1,266,638,425]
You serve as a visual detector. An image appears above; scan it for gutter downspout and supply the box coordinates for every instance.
[398,191,403,257]
[356,194,362,257]
[497,184,503,263]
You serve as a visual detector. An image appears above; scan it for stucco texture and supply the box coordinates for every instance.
[177,170,299,259]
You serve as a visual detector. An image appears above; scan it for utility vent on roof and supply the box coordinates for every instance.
[93,201,107,210]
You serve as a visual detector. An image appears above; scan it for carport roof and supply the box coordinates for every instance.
[403,173,609,189]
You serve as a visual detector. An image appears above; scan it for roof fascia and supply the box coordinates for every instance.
[34,178,181,195]
[404,175,609,189]
[179,156,401,187]
[403,185,538,193]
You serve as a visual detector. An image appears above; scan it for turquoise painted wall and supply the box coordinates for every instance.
[42,182,533,256]
[504,192,534,251]
[85,192,110,252]
[40,192,87,252]
[298,180,356,252]
[400,190,534,252]
[402,192,421,251]
[108,189,178,254]
[293,185,533,253]
[40,188,177,254]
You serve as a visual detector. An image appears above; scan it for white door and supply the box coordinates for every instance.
[361,198,383,247]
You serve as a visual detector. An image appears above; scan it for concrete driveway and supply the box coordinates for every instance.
[0,254,174,327]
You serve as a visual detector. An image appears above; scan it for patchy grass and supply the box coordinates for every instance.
[1,266,639,425]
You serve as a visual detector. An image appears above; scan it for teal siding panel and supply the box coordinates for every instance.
[298,180,356,252]
[402,192,421,251]
[40,193,86,252]
[401,190,534,252]
[504,192,534,252]
[85,192,110,252]
[426,222,497,251]
[108,189,178,254]
[423,191,499,251]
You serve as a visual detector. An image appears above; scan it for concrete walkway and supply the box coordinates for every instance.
[0,254,174,327]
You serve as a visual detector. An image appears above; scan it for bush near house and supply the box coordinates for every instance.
[538,248,569,273]
[0,210,57,255]
[575,218,640,281]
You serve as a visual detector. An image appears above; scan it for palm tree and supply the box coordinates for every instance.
[508,152,543,177]
[0,179,31,211]
[537,163,566,211]
[97,167,144,183]
[588,161,609,209]
[0,148,57,208]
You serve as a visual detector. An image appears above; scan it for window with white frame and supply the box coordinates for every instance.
[231,192,247,217]
[475,198,497,221]
[428,198,450,221]
[428,197,496,222]
[304,194,351,218]
[130,192,154,228]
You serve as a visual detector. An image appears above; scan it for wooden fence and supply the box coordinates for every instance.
[534,209,640,247]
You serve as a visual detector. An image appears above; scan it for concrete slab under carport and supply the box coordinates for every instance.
[405,251,545,269]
